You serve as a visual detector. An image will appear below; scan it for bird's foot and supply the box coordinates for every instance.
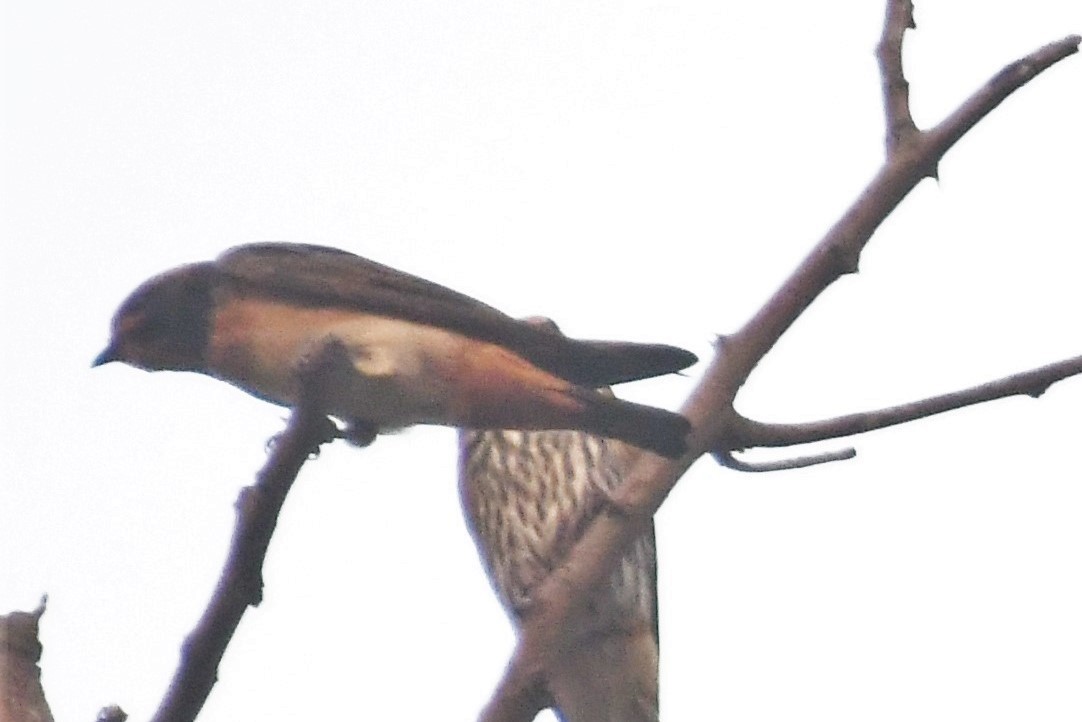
[339,419,378,447]
[265,414,338,457]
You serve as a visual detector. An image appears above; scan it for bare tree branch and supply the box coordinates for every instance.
[148,348,341,722]
[733,355,1082,448]
[714,447,857,473]
[877,0,917,151]
[926,35,1082,160]
[721,33,1080,406]
[479,5,1080,719]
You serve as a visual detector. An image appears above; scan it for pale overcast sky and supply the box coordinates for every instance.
[2,1,1081,720]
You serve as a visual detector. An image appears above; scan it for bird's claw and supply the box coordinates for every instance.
[339,419,378,447]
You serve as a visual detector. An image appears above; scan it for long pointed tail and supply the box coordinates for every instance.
[555,337,698,386]
[515,315,697,387]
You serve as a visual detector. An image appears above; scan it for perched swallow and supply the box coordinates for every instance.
[94,243,695,456]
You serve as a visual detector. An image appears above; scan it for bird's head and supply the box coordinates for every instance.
[94,262,222,372]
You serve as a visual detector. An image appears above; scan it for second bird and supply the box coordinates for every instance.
[460,318,660,721]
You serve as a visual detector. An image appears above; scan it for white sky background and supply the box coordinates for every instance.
[2,1,1081,720]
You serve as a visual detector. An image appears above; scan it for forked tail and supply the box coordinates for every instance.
[571,387,690,458]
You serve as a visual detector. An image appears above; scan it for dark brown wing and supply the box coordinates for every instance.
[217,242,510,322]
[216,243,696,385]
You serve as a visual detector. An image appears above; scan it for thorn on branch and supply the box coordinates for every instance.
[827,243,861,275]
[96,706,128,722]
[1028,383,1051,399]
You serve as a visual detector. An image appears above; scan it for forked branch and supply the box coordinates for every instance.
[480,4,1080,720]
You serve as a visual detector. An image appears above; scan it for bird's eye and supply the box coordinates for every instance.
[133,319,166,341]
[119,309,166,343]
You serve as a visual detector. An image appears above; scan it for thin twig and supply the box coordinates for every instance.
[876,0,918,151]
[925,34,1081,159]
[734,355,1082,448]
[714,447,857,472]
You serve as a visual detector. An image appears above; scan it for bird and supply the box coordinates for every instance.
[94,243,695,456]
[460,318,659,721]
